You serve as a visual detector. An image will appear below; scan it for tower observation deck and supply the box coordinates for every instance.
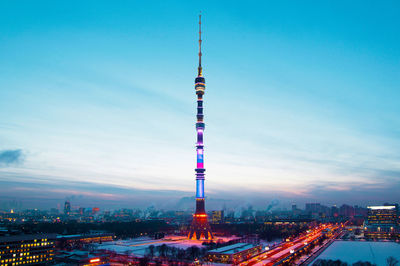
[188,13,213,240]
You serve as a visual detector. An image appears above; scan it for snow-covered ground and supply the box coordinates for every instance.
[312,241,400,266]
[94,235,240,257]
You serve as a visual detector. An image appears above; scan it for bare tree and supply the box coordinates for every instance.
[188,246,200,260]
[387,256,399,266]
[148,245,155,258]
[159,244,168,257]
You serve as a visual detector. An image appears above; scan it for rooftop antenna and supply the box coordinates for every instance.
[198,12,202,76]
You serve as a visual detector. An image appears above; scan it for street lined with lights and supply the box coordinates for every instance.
[240,224,340,266]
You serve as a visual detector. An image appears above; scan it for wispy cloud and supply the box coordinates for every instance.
[0,149,24,167]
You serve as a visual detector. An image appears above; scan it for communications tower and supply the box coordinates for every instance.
[188,14,213,240]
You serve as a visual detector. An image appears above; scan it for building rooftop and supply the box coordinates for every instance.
[56,234,82,238]
[208,243,258,254]
[208,243,245,253]
[0,233,57,243]
[367,206,396,210]
[56,233,114,239]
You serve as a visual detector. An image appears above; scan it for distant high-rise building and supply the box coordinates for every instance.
[339,204,355,218]
[305,203,332,219]
[354,205,368,217]
[331,205,339,217]
[92,207,100,214]
[188,14,213,240]
[305,203,321,214]
[291,204,301,217]
[211,210,224,224]
[64,201,71,216]
[364,205,399,239]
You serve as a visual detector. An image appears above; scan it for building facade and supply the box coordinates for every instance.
[56,233,114,249]
[64,201,71,216]
[211,211,224,224]
[206,243,262,264]
[364,205,399,239]
[0,234,56,266]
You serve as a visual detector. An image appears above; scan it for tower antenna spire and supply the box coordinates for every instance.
[198,12,202,76]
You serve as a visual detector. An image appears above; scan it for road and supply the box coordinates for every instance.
[240,224,339,266]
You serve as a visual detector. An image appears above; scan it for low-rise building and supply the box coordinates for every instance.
[205,242,262,264]
[55,250,109,265]
[56,233,115,249]
[0,234,56,265]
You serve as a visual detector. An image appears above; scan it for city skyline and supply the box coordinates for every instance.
[1,1,400,209]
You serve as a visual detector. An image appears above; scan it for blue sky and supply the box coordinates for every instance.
[0,0,399,210]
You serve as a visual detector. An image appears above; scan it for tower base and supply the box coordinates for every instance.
[188,199,213,240]
[188,214,213,240]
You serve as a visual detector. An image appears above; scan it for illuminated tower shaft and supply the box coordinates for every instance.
[188,14,213,240]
